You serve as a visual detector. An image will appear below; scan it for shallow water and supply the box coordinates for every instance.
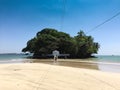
[0,54,28,63]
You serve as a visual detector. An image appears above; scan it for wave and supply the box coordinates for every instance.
[0,59,28,64]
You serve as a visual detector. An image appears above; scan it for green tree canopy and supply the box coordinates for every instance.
[22,28,100,58]
[75,31,99,58]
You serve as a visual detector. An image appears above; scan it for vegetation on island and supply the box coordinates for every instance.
[22,28,100,58]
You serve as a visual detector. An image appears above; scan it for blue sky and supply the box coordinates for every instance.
[0,0,120,55]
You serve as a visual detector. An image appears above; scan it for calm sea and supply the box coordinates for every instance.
[95,55,120,63]
[0,53,29,63]
[1,54,120,64]
[89,55,120,73]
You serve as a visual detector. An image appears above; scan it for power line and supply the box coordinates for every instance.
[86,11,120,34]
[60,0,67,31]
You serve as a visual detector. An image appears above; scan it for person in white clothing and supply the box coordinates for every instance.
[52,50,59,62]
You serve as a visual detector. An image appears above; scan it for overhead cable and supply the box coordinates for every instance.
[86,11,120,34]
[60,0,67,30]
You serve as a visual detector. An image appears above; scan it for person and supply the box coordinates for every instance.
[52,50,60,62]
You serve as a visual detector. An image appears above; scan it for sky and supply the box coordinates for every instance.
[0,0,120,55]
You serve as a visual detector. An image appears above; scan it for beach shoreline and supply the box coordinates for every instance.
[31,59,99,70]
[0,63,120,90]
[0,58,120,73]
[31,59,120,73]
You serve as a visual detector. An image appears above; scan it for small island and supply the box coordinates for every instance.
[22,28,100,58]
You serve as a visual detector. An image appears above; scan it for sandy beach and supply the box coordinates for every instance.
[0,63,120,90]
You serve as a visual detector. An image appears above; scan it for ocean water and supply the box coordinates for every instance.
[91,55,120,73]
[0,54,120,64]
[96,55,120,63]
[82,55,120,65]
[0,53,29,63]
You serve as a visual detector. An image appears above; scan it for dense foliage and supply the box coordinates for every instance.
[22,28,99,58]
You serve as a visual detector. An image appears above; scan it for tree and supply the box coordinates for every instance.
[22,28,100,58]
[74,31,100,58]
[22,28,74,58]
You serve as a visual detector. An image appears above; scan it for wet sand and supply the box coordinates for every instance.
[31,59,99,70]
[31,59,120,73]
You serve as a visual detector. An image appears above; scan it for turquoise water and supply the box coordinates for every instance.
[91,55,120,73]
[0,54,28,63]
[0,54,120,63]
[83,55,120,64]
[96,55,120,63]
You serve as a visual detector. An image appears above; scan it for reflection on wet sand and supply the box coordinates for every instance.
[98,63,120,73]
[31,59,99,70]
[28,59,120,73]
